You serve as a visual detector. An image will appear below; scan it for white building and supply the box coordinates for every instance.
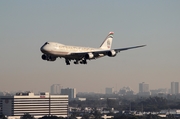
[61,88,76,100]
[0,92,68,119]
[160,109,180,115]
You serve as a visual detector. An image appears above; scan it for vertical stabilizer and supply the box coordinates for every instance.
[100,32,114,50]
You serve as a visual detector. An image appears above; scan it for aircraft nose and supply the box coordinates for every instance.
[40,45,49,53]
[40,46,44,52]
[41,42,51,53]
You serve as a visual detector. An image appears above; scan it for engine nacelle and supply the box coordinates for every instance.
[41,54,56,61]
[41,54,47,60]
[107,50,116,57]
[85,53,94,59]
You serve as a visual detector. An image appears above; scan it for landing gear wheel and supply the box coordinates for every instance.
[80,59,87,64]
[74,60,79,64]
[41,54,47,60]
[83,59,87,64]
[65,59,70,65]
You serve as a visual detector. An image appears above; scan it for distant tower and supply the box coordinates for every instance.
[50,84,61,94]
[105,87,113,94]
[139,82,150,96]
[139,82,149,93]
[61,88,76,100]
[171,82,179,95]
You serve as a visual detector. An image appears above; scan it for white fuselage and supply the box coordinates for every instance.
[41,42,104,58]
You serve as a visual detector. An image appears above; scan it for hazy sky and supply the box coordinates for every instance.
[1,1,180,93]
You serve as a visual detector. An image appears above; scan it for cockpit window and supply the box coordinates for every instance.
[44,42,49,45]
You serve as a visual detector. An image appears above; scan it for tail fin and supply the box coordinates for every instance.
[100,32,114,50]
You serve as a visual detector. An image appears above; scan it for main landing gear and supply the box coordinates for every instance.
[65,59,70,65]
[74,60,79,64]
[65,59,87,65]
[80,59,87,64]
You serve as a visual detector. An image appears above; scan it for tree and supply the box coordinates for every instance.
[93,110,101,119]
[0,114,7,119]
[38,115,66,119]
[81,113,90,119]
[20,113,35,119]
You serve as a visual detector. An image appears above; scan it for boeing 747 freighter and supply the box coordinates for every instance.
[40,32,145,65]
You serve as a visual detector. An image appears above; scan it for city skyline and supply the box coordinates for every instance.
[1,1,180,93]
[0,81,179,95]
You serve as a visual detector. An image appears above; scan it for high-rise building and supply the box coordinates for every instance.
[139,82,150,96]
[105,87,113,94]
[0,92,68,118]
[171,82,179,94]
[61,88,76,100]
[50,84,61,94]
[139,82,149,93]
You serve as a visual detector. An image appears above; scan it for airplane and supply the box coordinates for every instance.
[40,32,146,65]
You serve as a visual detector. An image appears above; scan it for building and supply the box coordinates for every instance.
[171,82,179,95]
[150,88,169,96]
[50,84,61,94]
[119,87,134,96]
[139,82,149,93]
[160,109,180,115]
[0,92,68,119]
[138,82,150,96]
[105,88,113,94]
[61,88,76,100]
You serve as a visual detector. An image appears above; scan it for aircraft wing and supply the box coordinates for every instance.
[70,45,146,59]
[113,45,146,53]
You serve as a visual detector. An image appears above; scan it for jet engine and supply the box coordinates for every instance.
[41,54,56,61]
[107,50,116,57]
[41,54,47,60]
[85,53,94,59]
